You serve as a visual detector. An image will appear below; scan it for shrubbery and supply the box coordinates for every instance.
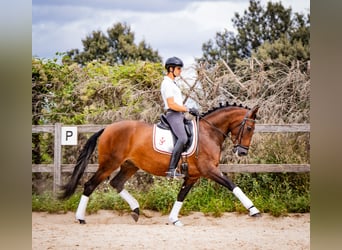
[32,174,309,217]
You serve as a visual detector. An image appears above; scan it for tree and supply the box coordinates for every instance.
[64,22,162,65]
[198,0,309,68]
[198,30,237,66]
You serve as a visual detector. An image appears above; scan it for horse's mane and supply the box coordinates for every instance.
[200,101,250,118]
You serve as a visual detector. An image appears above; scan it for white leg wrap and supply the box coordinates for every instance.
[233,187,260,216]
[233,187,254,209]
[169,201,183,226]
[76,195,89,220]
[119,189,139,211]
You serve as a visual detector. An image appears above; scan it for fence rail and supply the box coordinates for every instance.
[31,123,310,133]
[32,163,310,174]
[32,123,310,193]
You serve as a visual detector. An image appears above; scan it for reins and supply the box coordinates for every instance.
[198,109,256,149]
[200,117,229,139]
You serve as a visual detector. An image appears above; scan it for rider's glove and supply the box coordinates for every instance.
[188,107,200,117]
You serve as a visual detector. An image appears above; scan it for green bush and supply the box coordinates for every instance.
[32,173,309,217]
[141,179,180,214]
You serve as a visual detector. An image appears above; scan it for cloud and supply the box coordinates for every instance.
[32,0,220,18]
[127,1,250,64]
[32,0,245,12]
[32,0,309,65]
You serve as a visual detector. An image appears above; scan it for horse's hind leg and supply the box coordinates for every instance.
[169,178,197,226]
[76,163,116,224]
[109,161,140,222]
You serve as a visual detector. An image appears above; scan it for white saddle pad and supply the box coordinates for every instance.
[152,120,197,156]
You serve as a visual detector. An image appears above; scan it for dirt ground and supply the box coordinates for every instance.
[32,210,310,250]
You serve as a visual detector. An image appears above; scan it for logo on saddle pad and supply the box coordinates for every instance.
[152,120,198,156]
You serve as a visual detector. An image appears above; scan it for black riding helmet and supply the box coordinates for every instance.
[165,57,184,71]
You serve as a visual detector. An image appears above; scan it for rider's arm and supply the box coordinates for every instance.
[166,97,188,112]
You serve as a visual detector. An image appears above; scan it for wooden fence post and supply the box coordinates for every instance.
[53,123,62,194]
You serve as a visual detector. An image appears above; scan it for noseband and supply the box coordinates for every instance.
[201,110,256,150]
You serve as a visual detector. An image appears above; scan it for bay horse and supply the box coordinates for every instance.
[60,102,261,226]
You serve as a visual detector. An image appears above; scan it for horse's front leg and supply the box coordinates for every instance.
[169,178,197,226]
[207,167,261,217]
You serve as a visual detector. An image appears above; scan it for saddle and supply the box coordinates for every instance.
[153,114,197,156]
[157,114,194,150]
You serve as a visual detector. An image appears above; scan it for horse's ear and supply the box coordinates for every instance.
[251,105,260,119]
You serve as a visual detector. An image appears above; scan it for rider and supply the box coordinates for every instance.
[160,56,199,178]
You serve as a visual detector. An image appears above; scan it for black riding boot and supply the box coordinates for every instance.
[166,142,185,178]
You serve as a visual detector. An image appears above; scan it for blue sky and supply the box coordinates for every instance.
[32,0,309,66]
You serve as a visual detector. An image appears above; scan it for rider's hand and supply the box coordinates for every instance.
[188,107,200,117]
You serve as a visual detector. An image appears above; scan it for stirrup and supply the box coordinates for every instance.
[166,170,185,179]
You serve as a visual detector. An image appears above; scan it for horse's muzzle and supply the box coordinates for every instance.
[232,145,249,156]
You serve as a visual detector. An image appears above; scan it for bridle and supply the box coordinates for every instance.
[231,115,256,151]
[200,110,256,150]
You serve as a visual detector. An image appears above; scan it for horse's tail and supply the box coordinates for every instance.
[59,128,105,200]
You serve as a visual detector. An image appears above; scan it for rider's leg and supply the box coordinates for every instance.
[166,139,186,178]
[165,110,187,178]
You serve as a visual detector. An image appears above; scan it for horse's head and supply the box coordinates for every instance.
[231,105,259,156]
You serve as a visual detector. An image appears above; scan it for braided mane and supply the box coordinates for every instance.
[200,101,250,118]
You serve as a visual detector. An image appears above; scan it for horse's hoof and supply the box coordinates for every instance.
[131,212,139,222]
[251,213,262,218]
[131,208,140,222]
[172,220,184,227]
[78,219,86,224]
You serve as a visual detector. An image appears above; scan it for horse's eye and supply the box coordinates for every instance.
[247,126,252,131]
